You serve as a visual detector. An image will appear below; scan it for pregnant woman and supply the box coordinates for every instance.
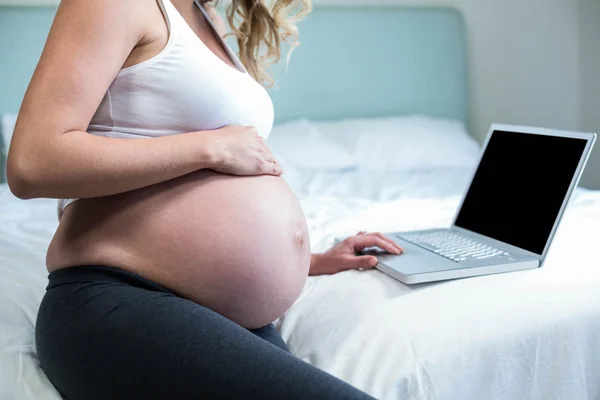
[7,0,402,398]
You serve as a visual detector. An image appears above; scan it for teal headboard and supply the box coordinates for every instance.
[0,7,55,115]
[0,5,467,120]
[266,7,468,124]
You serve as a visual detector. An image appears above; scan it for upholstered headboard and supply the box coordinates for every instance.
[265,6,468,124]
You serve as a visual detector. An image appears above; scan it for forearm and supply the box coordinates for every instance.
[309,253,325,276]
[7,129,218,200]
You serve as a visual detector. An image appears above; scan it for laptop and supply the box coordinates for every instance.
[359,124,596,284]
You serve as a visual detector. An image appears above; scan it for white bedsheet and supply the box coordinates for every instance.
[1,167,600,399]
[0,189,61,400]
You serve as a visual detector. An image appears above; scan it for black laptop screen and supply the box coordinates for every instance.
[454,130,588,255]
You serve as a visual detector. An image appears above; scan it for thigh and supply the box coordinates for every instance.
[249,323,289,352]
[36,280,373,400]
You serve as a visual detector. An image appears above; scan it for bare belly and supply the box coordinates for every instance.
[46,170,311,329]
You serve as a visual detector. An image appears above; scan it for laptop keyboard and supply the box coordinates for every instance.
[398,230,512,263]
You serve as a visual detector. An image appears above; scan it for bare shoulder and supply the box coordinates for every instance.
[55,0,155,38]
[14,0,161,138]
[57,0,153,15]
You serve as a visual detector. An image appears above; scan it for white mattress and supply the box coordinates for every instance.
[2,167,600,399]
[0,189,61,400]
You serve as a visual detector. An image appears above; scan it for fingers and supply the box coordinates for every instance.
[264,152,275,164]
[263,151,276,164]
[350,234,403,255]
[254,136,281,176]
[353,232,403,253]
[339,255,379,271]
[254,142,281,176]
[260,142,277,164]
[366,232,403,253]
[246,126,260,137]
[258,159,282,176]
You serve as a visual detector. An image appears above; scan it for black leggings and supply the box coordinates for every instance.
[36,265,374,399]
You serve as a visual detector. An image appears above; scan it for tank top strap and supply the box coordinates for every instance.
[192,0,247,73]
[155,0,189,40]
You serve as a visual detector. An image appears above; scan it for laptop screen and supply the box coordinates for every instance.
[454,130,588,255]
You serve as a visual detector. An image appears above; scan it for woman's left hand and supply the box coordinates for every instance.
[309,232,403,276]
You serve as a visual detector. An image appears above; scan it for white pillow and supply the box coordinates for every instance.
[316,115,481,171]
[267,119,358,171]
[1,113,17,156]
[1,114,17,182]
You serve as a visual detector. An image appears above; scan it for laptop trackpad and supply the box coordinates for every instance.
[365,243,458,274]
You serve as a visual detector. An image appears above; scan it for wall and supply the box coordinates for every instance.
[579,0,600,189]
[316,0,595,186]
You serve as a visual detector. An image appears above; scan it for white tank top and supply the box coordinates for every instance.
[57,0,275,220]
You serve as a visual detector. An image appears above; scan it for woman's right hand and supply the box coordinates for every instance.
[207,125,283,177]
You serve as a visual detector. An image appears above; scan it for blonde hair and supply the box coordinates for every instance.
[209,0,312,86]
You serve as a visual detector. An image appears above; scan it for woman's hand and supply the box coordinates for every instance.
[309,232,404,276]
[207,125,283,176]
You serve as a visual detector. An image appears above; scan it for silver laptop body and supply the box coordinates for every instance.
[371,124,596,284]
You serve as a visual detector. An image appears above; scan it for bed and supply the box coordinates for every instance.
[2,5,600,400]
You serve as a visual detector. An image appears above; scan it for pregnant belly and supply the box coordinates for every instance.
[47,170,311,329]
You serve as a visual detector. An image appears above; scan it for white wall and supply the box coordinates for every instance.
[579,0,600,189]
[316,0,597,188]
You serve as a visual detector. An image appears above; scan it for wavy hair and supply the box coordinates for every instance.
[208,0,312,86]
